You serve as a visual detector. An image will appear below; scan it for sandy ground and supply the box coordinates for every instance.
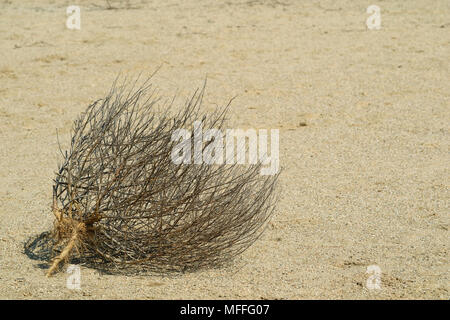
[0,0,448,299]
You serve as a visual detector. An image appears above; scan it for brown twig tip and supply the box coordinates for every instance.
[47,75,279,275]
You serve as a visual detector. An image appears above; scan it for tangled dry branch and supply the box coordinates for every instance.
[47,76,279,276]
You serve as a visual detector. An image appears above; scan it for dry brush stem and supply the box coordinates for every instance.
[47,76,279,276]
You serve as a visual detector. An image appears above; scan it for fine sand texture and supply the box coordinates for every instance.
[0,0,448,299]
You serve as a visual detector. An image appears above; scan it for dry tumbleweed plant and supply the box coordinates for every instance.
[46,76,279,276]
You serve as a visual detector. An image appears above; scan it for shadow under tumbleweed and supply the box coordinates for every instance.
[23,231,55,269]
[23,231,113,275]
[24,231,228,276]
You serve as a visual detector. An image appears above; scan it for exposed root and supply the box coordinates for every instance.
[46,221,86,277]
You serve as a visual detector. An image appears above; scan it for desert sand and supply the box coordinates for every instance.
[0,0,448,299]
